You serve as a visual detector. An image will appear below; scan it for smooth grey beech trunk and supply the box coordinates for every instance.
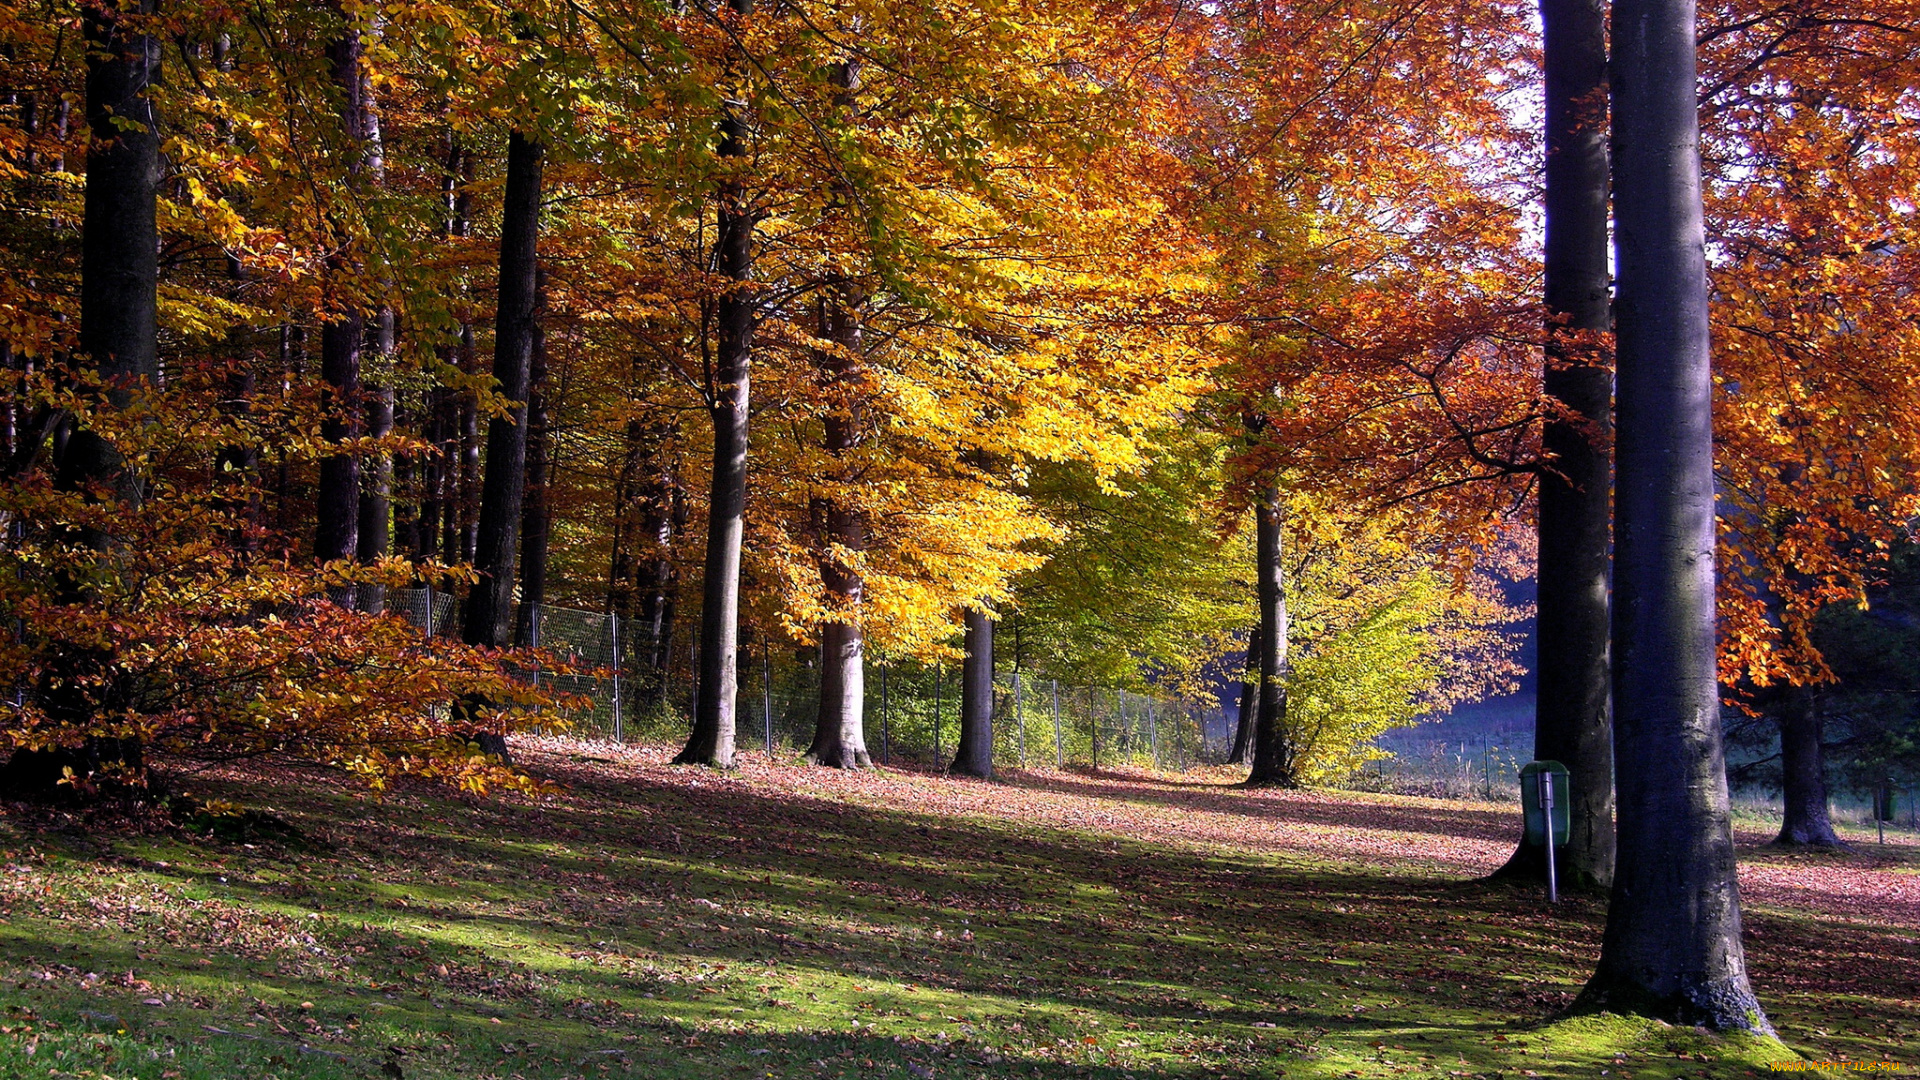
[951,608,995,778]
[1494,0,1616,891]
[1774,689,1842,846]
[356,71,394,614]
[1573,0,1770,1032]
[1245,486,1295,787]
[805,290,871,768]
[677,0,756,768]
[805,59,871,770]
[461,131,544,762]
[0,0,160,798]
[1227,623,1260,765]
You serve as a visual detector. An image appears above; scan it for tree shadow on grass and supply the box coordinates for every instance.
[3,745,1913,1077]
[1001,766,1522,845]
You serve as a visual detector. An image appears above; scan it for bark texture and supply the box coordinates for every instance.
[353,45,392,613]
[1245,486,1295,787]
[2,0,160,799]
[1572,0,1770,1032]
[951,608,995,778]
[1227,624,1260,766]
[1495,0,1616,891]
[459,131,543,761]
[356,311,394,613]
[676,7,756,768]
[805,222,870,768]
[513,272,551,648]
[609,413,682,707]
[314,14,370,594]
[1774,689,1842,847]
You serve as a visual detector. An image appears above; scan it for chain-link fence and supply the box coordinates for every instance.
[387,588,1232,771]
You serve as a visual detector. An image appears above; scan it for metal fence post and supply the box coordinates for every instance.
[527,601,542,690]
[763,639,774,759]
[424,582,434,636]
[610,612,623,743]
[880,663,891,765]
[1150,700,1159,771]
[1089,686,1099,770]
[934,667,943,763]
[1014,671,1025,768]
[1051,679,1062,768]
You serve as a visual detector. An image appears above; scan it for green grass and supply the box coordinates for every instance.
[0,745,1909,1079]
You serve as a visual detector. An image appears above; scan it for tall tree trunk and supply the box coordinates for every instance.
[314,13,368,601]
[611,414,683,710]
[419,130,465,568]
[513,273,551,648]
[0,0,160,799]
[951,608,994,778]
[640,463,685,707]
[356,65,393,613]
[804,76,870,767]
[676,3,756,768]
[1227,623,1260,765]
[207,34,261,557]
[1572,0,1769,1031]
[270,325,303,561]
[446,134,481,568]
[416,385,445,562]
[357,311,394,612]
[804,276,871,769]
[1494,0,1616,891]
[459,130,544,761]
[456,322,480,564]
[1774,688,1841,846]
[608,416,646,619]
[1245,486,1294,786]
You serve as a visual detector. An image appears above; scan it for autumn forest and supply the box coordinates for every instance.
[0,0,1917,1075]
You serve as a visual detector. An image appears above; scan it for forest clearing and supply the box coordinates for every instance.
[0,743,1914,1080]
[8,0,1920,1073]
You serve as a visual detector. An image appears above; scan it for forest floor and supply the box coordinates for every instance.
[0,738,1915,1080]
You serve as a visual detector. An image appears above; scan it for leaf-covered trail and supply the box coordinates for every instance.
[0,738,1913,1080]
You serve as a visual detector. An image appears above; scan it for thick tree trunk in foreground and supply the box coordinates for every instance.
[460,131,543,762]
[1494,0,1616,891]
[1227,624,1260,765]
[1775,689,1842,846]
[1,0,160,799]
[1572,0,1769,1032]
[676,20,755,767]
[951,608,995,778]
[1245,486,1295,787]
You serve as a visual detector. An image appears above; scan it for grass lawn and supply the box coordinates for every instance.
[1,738,1914,1079]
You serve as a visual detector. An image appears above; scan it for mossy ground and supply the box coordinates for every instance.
[0,740,1911,1079]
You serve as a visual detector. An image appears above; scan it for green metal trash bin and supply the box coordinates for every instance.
[1520,760,1571,847]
